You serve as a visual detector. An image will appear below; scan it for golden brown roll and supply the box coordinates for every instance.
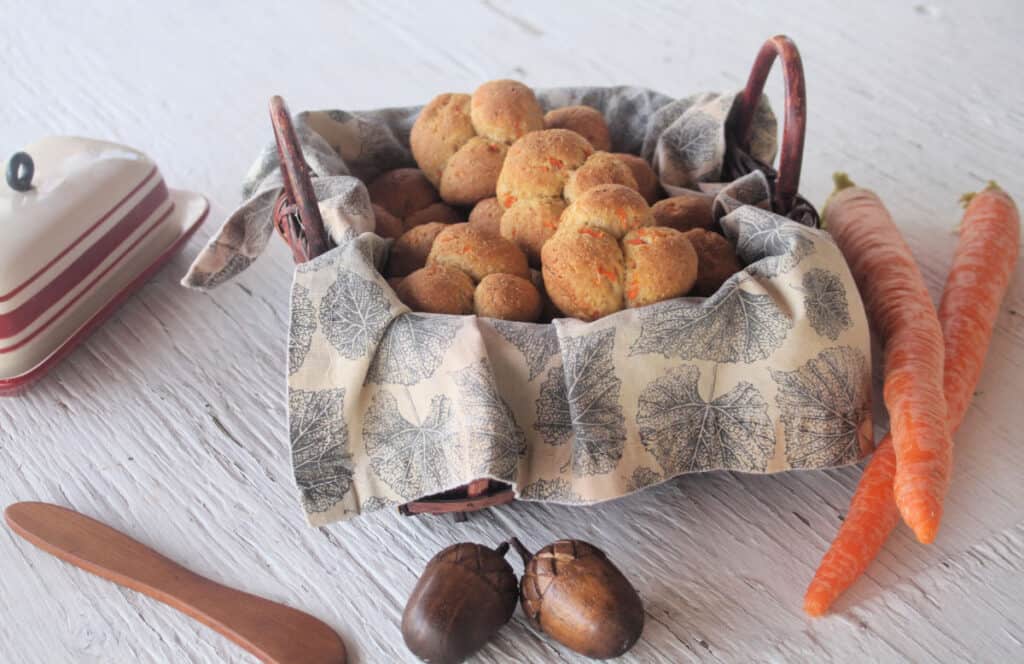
[613,153,661,204]
[409,93,475,186]
[541,227,625,322]
[427,223,530,282]
[372,204,404,240]
[387,222,449,277]
[439,137,508,206]
[470,79,545,143]
[411,80,544,206]
[365,167,463,234]
[367,168,440,219]
[499,198,566,266]
[622,227,698,307]
[474,273,543,322]
[397,264,475,315]
[563,151,638,203]
[543,105,612,151]
[496,129,594,205]
[404,201,462,230]
[651,193,715,233]
[468,197,504,237]
[558,184,654,240]
[681,228,742,296]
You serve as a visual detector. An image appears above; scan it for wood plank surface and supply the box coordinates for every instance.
[1,1,1022,661]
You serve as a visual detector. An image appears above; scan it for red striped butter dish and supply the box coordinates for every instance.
[0,137,208,394]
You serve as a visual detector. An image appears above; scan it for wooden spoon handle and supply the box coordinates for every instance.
[5,502,346,664]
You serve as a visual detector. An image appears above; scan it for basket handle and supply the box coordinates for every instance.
[269,96,329,263]
[731,35,807,215]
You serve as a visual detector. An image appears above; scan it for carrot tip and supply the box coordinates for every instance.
[803,593,828,618]
[913,523,939,545]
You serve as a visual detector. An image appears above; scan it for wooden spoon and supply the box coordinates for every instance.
[5,502,346,664]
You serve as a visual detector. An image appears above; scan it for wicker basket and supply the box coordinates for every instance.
[269,35,813,520]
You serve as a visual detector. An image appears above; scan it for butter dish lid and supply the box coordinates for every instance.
[0,136,209,391]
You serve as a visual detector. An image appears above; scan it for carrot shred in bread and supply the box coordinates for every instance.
[578,227,603,238]
[503,195,517,208]
[548,157,565,169]
[597,266,618,282]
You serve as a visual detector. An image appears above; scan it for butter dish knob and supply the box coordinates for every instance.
[6,152,34,192]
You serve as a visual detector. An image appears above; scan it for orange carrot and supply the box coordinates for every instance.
[804,435,898,617]
[939,183,1020,429]
[826,173,952,544]
[805,182,1020,616]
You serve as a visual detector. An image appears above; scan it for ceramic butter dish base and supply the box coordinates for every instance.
[0,137,208,392]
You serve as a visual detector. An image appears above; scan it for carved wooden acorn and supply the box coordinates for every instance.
[402,541,518,663]
[510,538,644,659]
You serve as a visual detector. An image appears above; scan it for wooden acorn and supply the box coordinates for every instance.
[402,541,518,663]
[510,538,644,659]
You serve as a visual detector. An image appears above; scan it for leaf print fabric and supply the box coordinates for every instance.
[365,314,462,385]
[363,391,458,500]
[519,478,584,503]
[631,280,792,362]
[723,206,816,278]
[536,328,626,476]
[626,467,664,493]
[233,85,875,526]
[290,388,353,513]
[492,320,559,381]
[771,346,871,468]
[319,270,392,359]
[289,283,316,375]
[800,269,852,341]
[453,360,526,482]
[638,365,774,474]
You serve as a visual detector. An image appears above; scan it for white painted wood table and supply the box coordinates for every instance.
[2,1,1023,661]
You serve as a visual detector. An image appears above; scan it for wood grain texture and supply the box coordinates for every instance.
[1,0,1022,662]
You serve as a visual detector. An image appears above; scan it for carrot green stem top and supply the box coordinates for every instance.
[822,172,859,226]
[961,181,1004,208]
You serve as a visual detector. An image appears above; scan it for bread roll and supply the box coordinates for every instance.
[468,197,504,237]
[541,227,625,322]
[651,193,715,233]
[439,137,508,206]
[411,80,544,206]
[388,222,449,277]
[499,198,566,266]
[470,79,545,143]
[409,93,475,186]
[558,184,654,240]
[367,168,440,219]
[428,223,530,282]
[543,105,612,151]
[474,273,543,322]
[397,264,475,315]
[681,228,742,296]
[613,153,660,204]
[622,227,698,307]
[372,204,404,240]
[404,201,462,230]
[563,151,638,203]
[496,129,594,205]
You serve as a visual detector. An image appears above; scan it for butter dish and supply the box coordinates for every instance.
[0,137,208,392]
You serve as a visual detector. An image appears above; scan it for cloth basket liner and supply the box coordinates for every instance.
[183,86,872,526]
